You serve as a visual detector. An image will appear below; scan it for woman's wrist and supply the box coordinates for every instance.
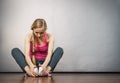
[24,66,30,71]
[30,65,36,69]
[41,65,46,70]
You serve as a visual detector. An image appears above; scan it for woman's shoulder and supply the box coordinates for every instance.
[25,32,32,41]
[46,33,54,38]
[46,33,54,41]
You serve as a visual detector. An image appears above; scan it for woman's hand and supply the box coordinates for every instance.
[40,69,48,76]
[39,65,48,76]
[38,64,51,76]
[24,66,36,77]
[29,65,38,77]
[24,66,33,77]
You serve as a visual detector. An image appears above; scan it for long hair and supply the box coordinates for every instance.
[30,18,47,53]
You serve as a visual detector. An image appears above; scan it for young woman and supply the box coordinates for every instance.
[11,18,63,77]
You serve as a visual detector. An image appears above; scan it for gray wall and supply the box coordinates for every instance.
[0,0,120,72]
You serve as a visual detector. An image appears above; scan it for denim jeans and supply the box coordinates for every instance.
[11,47,64,72]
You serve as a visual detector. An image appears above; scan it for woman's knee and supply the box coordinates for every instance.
[11,48,20,55]
[56,47,64,53]
[55,47,64,56]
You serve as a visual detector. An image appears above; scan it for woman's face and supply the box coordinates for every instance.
[33,27,45,38]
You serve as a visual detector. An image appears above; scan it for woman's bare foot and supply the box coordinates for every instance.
[24,66,32,77]
[46,66,52,73]
[40,71,52,77]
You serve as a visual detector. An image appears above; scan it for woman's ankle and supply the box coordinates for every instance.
[24,66,30,72]
[46,66,52,73]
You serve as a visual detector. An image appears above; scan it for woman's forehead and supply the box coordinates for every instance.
[34,28,45,32]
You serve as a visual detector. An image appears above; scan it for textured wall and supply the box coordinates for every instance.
[0,0,120,72]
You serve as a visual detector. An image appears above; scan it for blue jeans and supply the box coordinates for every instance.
[11,47,64,72]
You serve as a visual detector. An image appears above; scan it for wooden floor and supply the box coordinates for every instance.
[0,73,120,83]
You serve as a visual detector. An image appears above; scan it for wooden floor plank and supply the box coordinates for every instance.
[0,73,120,83]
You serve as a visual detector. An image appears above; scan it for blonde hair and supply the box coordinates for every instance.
[31,18,47,30]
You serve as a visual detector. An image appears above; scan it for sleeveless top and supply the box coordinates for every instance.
[29,33,49,60]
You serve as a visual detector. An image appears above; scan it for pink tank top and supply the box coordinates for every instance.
[29,33,49,60]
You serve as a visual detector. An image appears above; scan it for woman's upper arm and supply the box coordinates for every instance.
[24,34,31,57]
[48,34,54,55]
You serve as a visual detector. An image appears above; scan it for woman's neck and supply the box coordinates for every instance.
[35,36,44,45]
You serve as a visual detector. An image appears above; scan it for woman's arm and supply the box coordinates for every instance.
[41,34,54,69]
[24,34,36,68]
[24,33,38,77]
